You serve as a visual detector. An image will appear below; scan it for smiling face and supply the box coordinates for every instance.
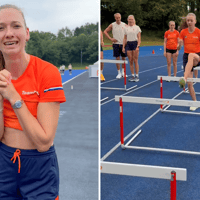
[0,8,30,56]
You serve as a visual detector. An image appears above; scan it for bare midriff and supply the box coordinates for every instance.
[1,127,37,149]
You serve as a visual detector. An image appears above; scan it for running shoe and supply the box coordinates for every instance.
[190,106,198,111]
[116,73,122,79]
[121,72,128,77]
[129,77,136,82]
[134,77,139,82]
[179,77,186,88]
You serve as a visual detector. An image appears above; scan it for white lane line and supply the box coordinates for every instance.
[101,70,183,106]
[101,61,182,85]
[62,71,87,85]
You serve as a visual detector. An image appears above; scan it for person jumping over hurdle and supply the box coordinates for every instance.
[104,13,127,79]
[178,13,200,111]
[122,15,141,82]
[164,21,179,78]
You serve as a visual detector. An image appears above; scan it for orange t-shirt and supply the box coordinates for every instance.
[3,55,66,131]
[164,30,179,50]
[179,28,200,53]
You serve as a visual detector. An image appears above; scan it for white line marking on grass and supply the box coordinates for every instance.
[62,71,87,85]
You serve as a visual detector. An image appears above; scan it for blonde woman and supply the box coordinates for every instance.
[0,4,66,199]
[123,15,141,82]
[164,21,179,77]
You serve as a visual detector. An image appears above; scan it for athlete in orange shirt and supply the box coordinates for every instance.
[164,21,179,77]
[178,13,200,111]
[0,4,65,199]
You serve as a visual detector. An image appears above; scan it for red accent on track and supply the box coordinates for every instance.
[124,62,126,87]
[171,171,176,200]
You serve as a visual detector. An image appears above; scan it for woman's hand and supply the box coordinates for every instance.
[0,69,19,104]
[122,47,125,53]
[164,52,166,57]
[101,41,104,47]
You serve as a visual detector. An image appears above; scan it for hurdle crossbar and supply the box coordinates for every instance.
[126,145,200,156]
[115,96,200,108]
[101,161,187,181]
[157,75,200,83]
[101,59,128,64]
[101,59,137,91]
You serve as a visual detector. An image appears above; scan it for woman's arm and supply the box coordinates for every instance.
[164,38,167,57]
[12,99,60,152]
[0,69,61,152]
[137,32,141,47]
[137,32,141,50]
[122,35,127,53]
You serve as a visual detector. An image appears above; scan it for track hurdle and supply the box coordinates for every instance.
[101,59,137,91]
[101,161,187,200]
[116,96,200,155]
[157,75,200,115]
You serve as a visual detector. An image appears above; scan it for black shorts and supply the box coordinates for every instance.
[183,52,200,72]
[166,49,177,54]
[127,41,138,51]
[101,45,103,52]
[113,44,127,58]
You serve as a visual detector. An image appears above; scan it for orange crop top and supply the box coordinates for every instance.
[164,30,179,50]
[179,28,200,53]
[3,55,66,131]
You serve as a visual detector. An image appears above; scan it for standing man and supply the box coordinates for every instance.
[104,13,127,79]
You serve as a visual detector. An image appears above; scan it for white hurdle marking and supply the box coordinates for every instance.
[101,97,109,102]
[115,96,200,108]
[101,161,187,181]
[101,59,128,64]
[194,66,200,70]
[157,75,200,83]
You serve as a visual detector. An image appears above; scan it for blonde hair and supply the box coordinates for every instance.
[0,51,5,71]
[114,13,121,18]
[169,21,175,26]
[0,4,27,28]
[127,15,136,24]
[186,13,196,20]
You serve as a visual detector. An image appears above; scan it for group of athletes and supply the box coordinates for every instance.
[101,12,200,111]
[101,13,141,82]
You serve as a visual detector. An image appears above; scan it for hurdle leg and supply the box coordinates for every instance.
[171,171,176,200]
[119,97,125,149]
[124,62,127,90]
[160,77,163,111]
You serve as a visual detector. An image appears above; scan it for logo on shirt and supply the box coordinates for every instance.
[22,91,39,96]
[193,36,198,39]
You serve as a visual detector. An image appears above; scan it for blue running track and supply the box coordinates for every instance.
[101,46,200,200]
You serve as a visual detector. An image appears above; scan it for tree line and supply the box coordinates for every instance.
[26,23,98,67]
[101,0,200,33]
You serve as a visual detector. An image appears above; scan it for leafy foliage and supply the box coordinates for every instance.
[26,23,98,67]
[101,0,200,32]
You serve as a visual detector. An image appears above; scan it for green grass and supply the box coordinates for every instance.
[102,29,164,50]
